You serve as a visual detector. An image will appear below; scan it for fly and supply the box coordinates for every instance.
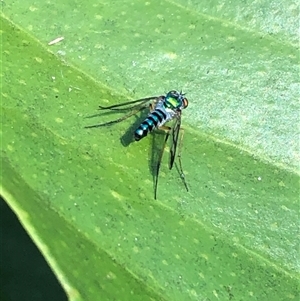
[85,90,189,199]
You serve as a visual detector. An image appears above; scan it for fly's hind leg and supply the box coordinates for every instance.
[153,125,171,200]
[176,127,189,192]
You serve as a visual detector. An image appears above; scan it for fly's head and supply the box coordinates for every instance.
[164,90,188,112]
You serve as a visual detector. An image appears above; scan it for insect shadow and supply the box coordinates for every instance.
[86,107,161,194]
[119,110,148,146]
[119,111,165,196]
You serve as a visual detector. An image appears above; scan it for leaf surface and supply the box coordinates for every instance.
[1,1,299,300]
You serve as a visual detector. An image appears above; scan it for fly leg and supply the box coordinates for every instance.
[153,125,171,200]
[176,127,189,192]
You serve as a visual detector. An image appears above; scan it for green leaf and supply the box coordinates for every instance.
[1,1,299,300]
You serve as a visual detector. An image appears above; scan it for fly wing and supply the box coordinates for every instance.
[169,113,181,170]
[85,96,159,128]
[99,96,158,110]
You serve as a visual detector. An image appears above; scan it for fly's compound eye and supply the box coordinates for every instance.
[182,98,188,109]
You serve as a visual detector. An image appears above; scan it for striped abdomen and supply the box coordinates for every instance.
[134,109,167,141]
